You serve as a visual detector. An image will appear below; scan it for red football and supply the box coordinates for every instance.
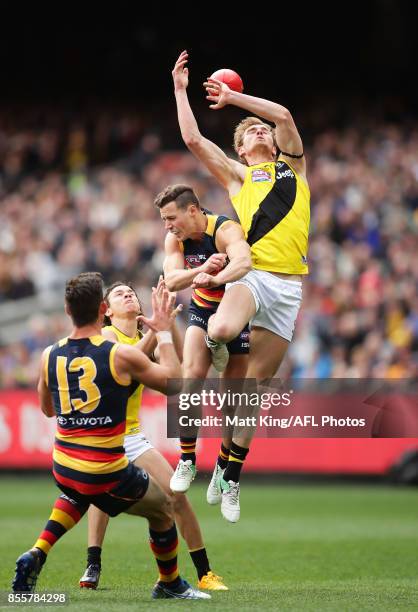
[209,69,244,93]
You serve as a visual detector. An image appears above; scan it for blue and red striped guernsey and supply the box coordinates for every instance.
[45,335,131,495]
[182,212,234,311]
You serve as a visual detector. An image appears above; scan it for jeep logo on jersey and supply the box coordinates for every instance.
[276,168,294,180]
[251,169,272,183]
[185,254,204,267]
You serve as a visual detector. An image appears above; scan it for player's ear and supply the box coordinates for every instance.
[238,145,247,163]
[99,301,108,316]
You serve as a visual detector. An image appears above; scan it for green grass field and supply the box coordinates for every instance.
[0,476,417,611]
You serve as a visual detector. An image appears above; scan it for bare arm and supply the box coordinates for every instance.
[37,346,55,417]
[136,330,157,357]
[114,341,182,395]
[115,284,182,394]
[163,231,226,291]
[154,318,184,364]
[173,51,245,191]
[205,78,306,178]
[192,222,252,288]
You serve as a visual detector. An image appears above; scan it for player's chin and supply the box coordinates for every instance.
[125,304,139,313]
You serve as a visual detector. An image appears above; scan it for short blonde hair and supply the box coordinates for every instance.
[233,116,278,164]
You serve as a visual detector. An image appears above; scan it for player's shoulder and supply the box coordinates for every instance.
[102,326,118,342]
[165,231,182,252]
[216,217,244,237]
[48,337,69,354]
[114,342,144,364]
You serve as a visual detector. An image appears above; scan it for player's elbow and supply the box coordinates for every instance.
[241,255,252,275]
[165,278,178,291]
[183,133,202,151]
[163,272,179,292]
[232,254,252,276]
[41,405,55,418]
[275,107,292,125]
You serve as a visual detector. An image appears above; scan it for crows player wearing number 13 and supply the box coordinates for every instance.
[11,272,209,601]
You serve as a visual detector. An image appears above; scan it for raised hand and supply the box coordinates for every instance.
[172,50,189,91]
[137,282,177,333]
[203,78,231,110]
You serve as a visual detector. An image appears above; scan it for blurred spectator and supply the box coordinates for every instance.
[0,107,417,387]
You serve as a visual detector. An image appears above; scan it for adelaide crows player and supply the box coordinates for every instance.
[12,272,209,600]
[79,281,227,591]
[172,51,310,522]
[155,184,251,521]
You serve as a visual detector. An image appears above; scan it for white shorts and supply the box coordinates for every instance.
[226,269,302,342]
[124,432,154,463]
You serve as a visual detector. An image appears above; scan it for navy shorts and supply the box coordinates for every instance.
[188,301,250,355]
[55,461,150,517]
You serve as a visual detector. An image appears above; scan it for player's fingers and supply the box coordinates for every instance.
[168,293,176,312]
[156,283,165,301]
[156,276,165,292]
[137,315,151,328]
[161,288,170,311]
[204,86,219,95]
[151,288,158,310]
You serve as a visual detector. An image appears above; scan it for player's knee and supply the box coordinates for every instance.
[150,492,174,525]
[172,492,188,515]
[183,366,208,378]
[208,318,234,344]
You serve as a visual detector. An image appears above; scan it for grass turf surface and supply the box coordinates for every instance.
[0,476,417,611]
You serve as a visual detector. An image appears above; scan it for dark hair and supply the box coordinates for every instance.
[154,184,200,210]
[103,281,143,330]
[65,272,104,327]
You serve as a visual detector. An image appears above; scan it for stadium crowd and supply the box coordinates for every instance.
[0,109,417,387]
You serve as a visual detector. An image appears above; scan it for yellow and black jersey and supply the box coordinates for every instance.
[182,212,234,310]
[103,325,144,436]
[46,335,130,495]
[231,160,310,274]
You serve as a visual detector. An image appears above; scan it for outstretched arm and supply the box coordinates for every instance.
[173,51,244,191]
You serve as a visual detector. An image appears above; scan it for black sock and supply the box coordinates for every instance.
[87,546,102,568]
[180,437,197,464]
[223,442,249,483]
[189,548,210,580]
[217,443,230,469]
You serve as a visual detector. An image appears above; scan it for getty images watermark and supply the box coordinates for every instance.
[167,379,418,438]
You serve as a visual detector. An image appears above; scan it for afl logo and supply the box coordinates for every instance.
[185,255,202,267]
